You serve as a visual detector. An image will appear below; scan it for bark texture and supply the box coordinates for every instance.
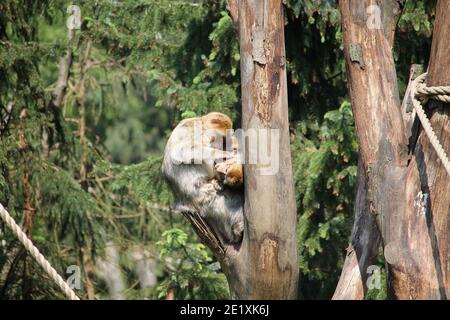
[186,0,298,299]
[333,158,380,299]
[226,0,239,30]
[333,0,404,299]
[231,0,298,299]
[336,0,449,299]
[52,29,75,109]
[394,0,450,299]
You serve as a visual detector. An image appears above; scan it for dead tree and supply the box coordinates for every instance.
[42,28,76,157]
[184,0,299,299]
[334,0,449,299]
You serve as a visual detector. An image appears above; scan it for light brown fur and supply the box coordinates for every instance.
[162,112,244,243]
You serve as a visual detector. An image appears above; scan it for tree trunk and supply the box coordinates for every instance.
[335,0,449,299]
[333,158,380,299]
[230,0,298,299]
[393,0,449,299]
[96,242,125,300]
[76,40,96,300]
[52,29,76,110]
[425,1,450,298]
[42,29,76,157]
[333,0,404,300]
[185,0,299,299]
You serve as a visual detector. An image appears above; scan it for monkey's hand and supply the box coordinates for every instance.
[214,160,231,176]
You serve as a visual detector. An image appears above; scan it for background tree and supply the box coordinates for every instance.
[335,0,449,299]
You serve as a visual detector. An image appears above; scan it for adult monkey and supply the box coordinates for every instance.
[162,112,244,244]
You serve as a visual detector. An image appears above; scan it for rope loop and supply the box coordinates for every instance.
[414,72,450,104]
[410,72,450,177]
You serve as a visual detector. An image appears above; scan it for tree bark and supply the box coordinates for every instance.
[425,2,450,298]
[392,0,449,299]
[333,158,380,299]
[333,0,404,300]
[231,0,298,299]
[52,29,76,109]
[42,29,76,157]
[226,0,239,30]
[336,0,449,299]
[187,0,298,299]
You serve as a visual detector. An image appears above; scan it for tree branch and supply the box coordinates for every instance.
[43,29,77,156]
[51,29,76,109]
[181,211,226,261]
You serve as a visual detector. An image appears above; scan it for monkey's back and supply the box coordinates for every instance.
[161,118,212,212]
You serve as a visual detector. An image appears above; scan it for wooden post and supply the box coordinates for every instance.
[396,0,450,299]
[335,0,449,299]
[333,158,380,299]
[333,0,404,299]
[233,0,298,299]
[186,0,299,299]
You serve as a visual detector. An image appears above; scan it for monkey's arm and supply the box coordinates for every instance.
[171,141,234,178]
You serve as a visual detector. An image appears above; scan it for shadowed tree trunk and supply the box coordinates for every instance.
[184,0,299,299]
[333,158,380,299]
[334,0,449,299]
[42,28,76,157]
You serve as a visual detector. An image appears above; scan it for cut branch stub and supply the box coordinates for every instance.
[181,211,226,260]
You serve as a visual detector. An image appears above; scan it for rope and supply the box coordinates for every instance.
[410,73,450,177]
[0,202,80,300]
[415,73,450,104]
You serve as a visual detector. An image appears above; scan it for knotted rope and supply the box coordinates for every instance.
[0,202,80,300]
[410,73,450,177]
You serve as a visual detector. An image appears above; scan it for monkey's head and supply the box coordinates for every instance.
[224,163,243,188]
[202,112,234,150]
[201,112,232,131]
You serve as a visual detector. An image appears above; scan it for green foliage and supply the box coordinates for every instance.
[156,228,229,300]
[110,156,171,206]
[292,101,358,298]
[394,0,436,96]
[36,163,106,249]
